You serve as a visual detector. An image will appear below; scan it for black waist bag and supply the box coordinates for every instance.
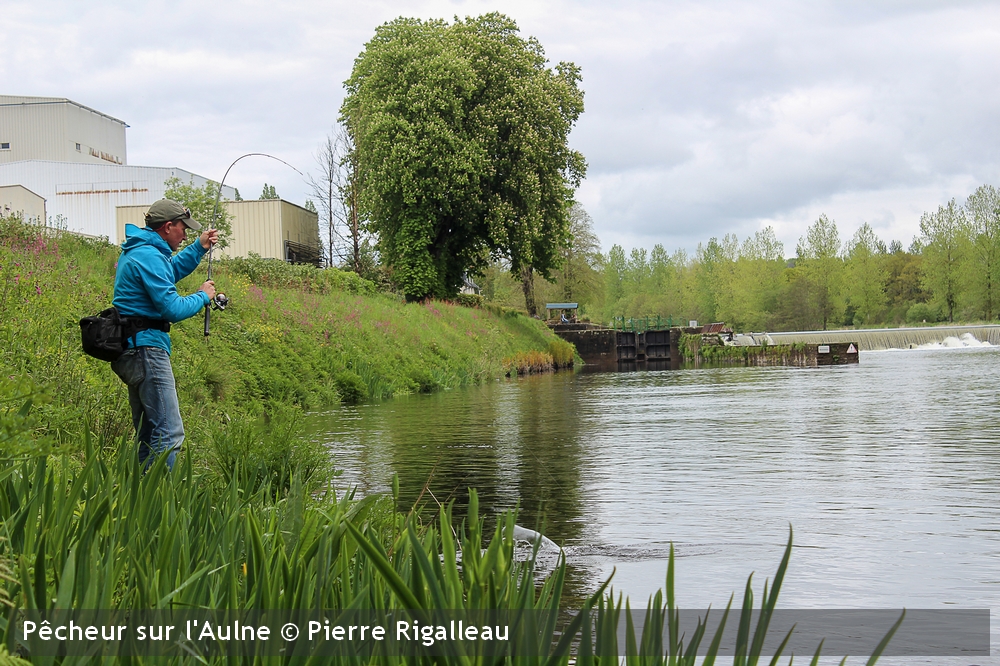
[80,307,170,362]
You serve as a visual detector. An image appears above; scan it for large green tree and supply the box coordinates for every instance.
[342,14,586,303]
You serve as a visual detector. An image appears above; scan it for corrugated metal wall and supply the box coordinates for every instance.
[0,96,127,165]
[116,199,319,261]
[279,200,321,249]
[221,200,284,259]
[0,161,235,241]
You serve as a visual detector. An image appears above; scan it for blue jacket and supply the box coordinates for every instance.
[112,224,210,354]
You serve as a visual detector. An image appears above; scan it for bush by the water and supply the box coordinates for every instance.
[334,369,369,404]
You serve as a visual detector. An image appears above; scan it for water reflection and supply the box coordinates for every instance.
[309,372,590,544]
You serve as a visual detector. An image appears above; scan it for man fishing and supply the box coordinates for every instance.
[111,198,218,470]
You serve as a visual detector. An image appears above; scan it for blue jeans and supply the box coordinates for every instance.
[111,346,184,470]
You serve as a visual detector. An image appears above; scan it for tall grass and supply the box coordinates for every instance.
[0,444,899,664]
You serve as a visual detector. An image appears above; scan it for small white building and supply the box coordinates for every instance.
[0,160,235,241]
[0,95,128,166]
[0,184,46,223]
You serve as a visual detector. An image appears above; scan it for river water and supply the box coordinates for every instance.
[306,347,1000,663]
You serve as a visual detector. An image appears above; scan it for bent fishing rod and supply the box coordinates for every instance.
[203,153,304,337]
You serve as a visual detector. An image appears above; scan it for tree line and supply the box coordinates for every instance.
[481,184,999,331]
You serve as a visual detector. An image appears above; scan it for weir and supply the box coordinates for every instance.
[769,325,1000,350]
[550,323,858,369]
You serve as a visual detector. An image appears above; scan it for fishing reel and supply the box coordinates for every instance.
[211,293,230,311]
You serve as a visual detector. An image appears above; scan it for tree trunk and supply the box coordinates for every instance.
[521,264,537,317]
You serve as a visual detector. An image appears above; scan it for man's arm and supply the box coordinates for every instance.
[171,229,219,282]
[171,239,208,282]
[139,253,211,323]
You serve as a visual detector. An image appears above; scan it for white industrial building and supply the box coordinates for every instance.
[0,94,318,258]
[0,95,235,242]
[0,160,235,241]
[1,95,128,166]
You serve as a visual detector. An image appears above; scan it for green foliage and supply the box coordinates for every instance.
[547,338,576,367]
[795,214,845,329]
[0,377,52,457]
[919,199,966,322]
[905,302,945,324]
[454,292,484,308]
[844,223,889,326]
[334,370,369,404]
[259,183,279,200]
[205,406,334,494]
[219,252,376,294]
[342,13,586,301]
[962,184,1000,319]
[163,176,234,250]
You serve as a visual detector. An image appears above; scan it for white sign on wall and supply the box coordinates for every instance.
[818,345,830,354]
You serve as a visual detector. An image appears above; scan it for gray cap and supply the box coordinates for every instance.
[144,199,202,231]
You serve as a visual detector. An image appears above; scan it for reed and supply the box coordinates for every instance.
[0,439,899,664]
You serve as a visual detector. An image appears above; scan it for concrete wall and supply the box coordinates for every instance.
[0,96,127,165]
[0,184,46,223]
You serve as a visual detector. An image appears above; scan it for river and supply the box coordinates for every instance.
[305,346,1000,663]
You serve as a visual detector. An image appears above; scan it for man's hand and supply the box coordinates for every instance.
[200,280,216,299]
[200,229,219,250]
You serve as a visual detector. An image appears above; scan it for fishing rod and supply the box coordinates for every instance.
[203,153,305,337]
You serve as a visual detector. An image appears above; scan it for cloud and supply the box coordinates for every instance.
[3,0,1000,256]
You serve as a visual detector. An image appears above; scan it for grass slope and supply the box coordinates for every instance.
[0,217,566,468]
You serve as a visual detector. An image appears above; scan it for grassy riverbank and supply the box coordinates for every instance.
[0,216,571,479]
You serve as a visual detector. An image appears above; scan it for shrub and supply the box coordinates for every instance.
[217,253,376,295]
[505,350,554,375]
[334,370,369,404]
[548,338,576,367]
[906,302,945,324]
[455,293,484,308]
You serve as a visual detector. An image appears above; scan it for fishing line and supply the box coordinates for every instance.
[203,153,305,337]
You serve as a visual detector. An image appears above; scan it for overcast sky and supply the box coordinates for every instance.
[5,0,999,256]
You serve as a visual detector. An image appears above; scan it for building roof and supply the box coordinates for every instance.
[0,95,129,127]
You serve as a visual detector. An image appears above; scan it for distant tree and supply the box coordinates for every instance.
[558,203,602,304]
[603,244,627,315]
[163,176,233,249]
[304,200,317,213]
[307,125,368,273]
[795,214,844,329]
[259,183,279,200]
[342,14,585,304]
[919,199,966,322]
[843,223,888,326]
[234,188,243,201]
[963,184,1000,320]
